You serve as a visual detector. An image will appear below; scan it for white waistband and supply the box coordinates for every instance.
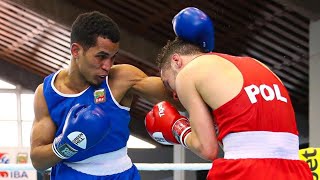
[64,147,133,176]
[222,131,299,160]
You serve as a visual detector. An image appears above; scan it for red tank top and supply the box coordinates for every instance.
[212,53,298,142]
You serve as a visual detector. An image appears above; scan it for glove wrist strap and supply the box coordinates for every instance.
[172,118,192,148]
[180,127,191,148]
[52,137,78,159]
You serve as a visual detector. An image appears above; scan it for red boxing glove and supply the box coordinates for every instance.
[145,101,191,148]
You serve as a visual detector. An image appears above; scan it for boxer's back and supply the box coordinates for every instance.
[211,53,298,141]
[207,53,312,180]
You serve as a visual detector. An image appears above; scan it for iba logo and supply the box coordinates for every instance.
[0,153,9,164]
[299,147,320,180]
[0,171,29,178]
[0,171,8,177]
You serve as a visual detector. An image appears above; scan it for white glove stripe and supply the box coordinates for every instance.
[52,139,68,159]
[182,130,191,149]
[180,127,191,148]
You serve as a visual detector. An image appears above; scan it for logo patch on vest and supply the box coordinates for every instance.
[94,89,106,104]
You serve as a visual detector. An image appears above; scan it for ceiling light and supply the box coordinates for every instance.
[127,135,156,149]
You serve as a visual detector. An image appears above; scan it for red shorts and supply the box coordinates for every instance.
[207,158,312,180]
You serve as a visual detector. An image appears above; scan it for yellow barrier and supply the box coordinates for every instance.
[299,147,320,180]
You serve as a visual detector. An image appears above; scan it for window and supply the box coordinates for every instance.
[0,93,17,120]
[0,121,18,147]
[22,122,32,147]
[21,93,34,147]
[21,94,35,121]
[0,80,33,147]
[128,135,156,149]
[0,79,16,89]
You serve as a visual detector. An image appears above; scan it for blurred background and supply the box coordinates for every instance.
[0,0,319,179]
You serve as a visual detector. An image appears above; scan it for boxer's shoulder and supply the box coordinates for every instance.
[34,83,46,106]
[35,83,44,94]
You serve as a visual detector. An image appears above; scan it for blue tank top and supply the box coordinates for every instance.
[43,70,131,162]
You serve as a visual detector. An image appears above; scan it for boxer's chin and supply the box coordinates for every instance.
[91,76,105,86]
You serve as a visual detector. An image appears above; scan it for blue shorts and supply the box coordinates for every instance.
[50,163,141,180]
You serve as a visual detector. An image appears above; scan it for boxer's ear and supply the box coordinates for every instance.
[171,54,183,69]
[71,43,81,59]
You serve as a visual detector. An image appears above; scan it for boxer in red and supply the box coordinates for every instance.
[145,7,312,180]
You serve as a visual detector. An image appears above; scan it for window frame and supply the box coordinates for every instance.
[0,83,34,148]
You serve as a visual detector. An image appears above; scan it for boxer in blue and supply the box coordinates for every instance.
[29,11,177,179]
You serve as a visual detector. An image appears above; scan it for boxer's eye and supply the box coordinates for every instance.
[95,51,110,60]
[96,54,107,60]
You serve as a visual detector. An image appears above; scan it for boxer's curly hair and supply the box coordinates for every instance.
[71,11,120,50]
[156,37,204,69]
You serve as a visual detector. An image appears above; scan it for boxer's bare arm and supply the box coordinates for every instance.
[134,74,185,110]
[30,84,61,171]
[175,64,219,161]
[114,64,184,110]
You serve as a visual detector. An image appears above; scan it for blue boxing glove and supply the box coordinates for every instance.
[52,104,110,159]
[172,7,214,52]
